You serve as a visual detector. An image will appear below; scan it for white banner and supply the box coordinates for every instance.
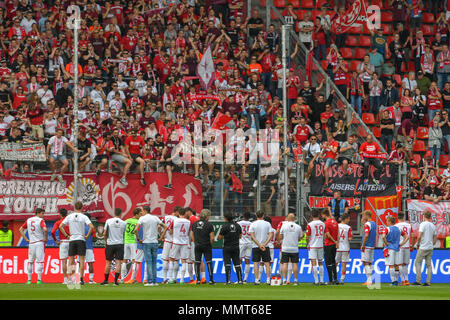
[407,200,450,238]
[0,142,46,162]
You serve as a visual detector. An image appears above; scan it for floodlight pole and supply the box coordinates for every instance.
[282,25,289,217]
[73,17,80,204]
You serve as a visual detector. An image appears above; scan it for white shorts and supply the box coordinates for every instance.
[189,243,195,262]
[336,251,350,263]
[135,249,144,263]
[308,248,324,261]
[361,247,375,263]
[59,241,70,260]
[85,249,95,263]
[385,249,400,266]
[239,243,252,260]
[170,244,190,261]
[398,248,411,265]
[161,241,172,261]
[124,243,137,260]
[29,242,45,263]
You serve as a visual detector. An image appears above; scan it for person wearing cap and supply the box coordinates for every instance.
[370,27,388,57]
[286,68,300,108]
[417,70,431,95]
[423,180,443,203]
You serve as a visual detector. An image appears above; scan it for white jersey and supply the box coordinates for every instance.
[395,221,412,249]
[171,217,191,245]
[249,219,273,248]
[22,216,46,244]
[105,217,127,245]
[137,214,162,244]
[337,223,352,252]
[268,227,276,249]
[418,221,437,250]
[237,220,252,245]
[306,220,325,249]
[62,212,92,241]
[280,221,303,253]
[162,215,177,243]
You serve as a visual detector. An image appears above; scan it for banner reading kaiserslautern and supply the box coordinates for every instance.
[407,200,450,238]
[309,163,397,197]
[1,248,449,283]
[0,172,103,220]
[98,172,203,222]
[0,142,46,162]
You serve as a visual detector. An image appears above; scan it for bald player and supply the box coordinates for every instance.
[278,213,303,285]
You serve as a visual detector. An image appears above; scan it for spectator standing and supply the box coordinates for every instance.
[436,45,450,90]
[416,71,431,95]
[369,73,383,116]
[327,191,349,222]
[357,55,375,97]
[428,119,443,167]
[298,12,314,50]
[413,210,437,286]
[380,109,395,154]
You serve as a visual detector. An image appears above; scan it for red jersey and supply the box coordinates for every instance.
[324,140,339,160]
[324,218,339,246]
[189,215,200,225]
[360,141,380,156]
[51,218,70,242]
[125,135,145,156]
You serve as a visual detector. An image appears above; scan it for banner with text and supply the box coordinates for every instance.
[309,163,397,197]
[308,196,361,209]
[98,172,203,222]
[0,142,46,162]
[407,200,450,238]
[0,172,103,220]
[1,248,449,283]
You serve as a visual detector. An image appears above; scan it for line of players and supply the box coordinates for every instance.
[20,203,413,286]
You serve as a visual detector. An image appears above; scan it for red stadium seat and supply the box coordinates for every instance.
[355,48,367,60]
[372,126,381,138]
[273,0,285,7]
[440,154,449,167]
[359,36,372,47]
[341,47,353,59]
[349,26,363,34]
[362,113,377,125]
[412,140,427,152]
[345,35,358,46]
[410,168,421,180]
[422,24,433,36]
[349,60,360,72]
[408,61,416,72]
[410,153,422,166]
[317,0,328,7]
[416,126,429,140]
[291,0,301,7]
[301,0,315,8]
[358,126,369,138]
[296,10,305,20]
[381,12,393,23]
[422,13,435,24]
[260,0,266,6]
[382,24,391,35]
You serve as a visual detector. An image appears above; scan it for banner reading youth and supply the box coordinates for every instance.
[309,163,397,197]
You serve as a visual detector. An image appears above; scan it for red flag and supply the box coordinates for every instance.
[331,0,369,34]
[305,49,314,82]
[211,112,233,130]
[230,173,243,194]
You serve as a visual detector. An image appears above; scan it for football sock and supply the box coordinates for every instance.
[400,265,408,282]
[27,262,33,281]
[188,262,194,280]
[244,264,250,281]
[195,262,201,282]
[121,263,127,281]
[36,262,43,281]
[173,262,179,280]
[395,270,400,281]
[312,266,318,283]
[206,261,214,281]
[162,261,168,281]
[201,271,206,279]
[318,265,324,283]
[235,265,243,282]
[168,261,174,281]
[340,273,345,283]
[114,273,120,283]
[104,274,109,282]
[131,263,137,280]
[390,268,396,282]
[89,273,94,282]
[180,263,186,283]
[225,265,231,283]
[364,265,372,282]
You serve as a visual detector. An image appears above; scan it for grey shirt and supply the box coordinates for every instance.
[339,141,358,160]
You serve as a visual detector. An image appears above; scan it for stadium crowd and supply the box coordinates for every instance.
[0,0,449,217]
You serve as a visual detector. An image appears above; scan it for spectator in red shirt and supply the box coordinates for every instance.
[26,102,44,141]
[321,132,339,186]
[359,134,383,185]
[321,210,339,285]
[125,129,146,186]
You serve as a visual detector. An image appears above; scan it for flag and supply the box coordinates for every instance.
[305,49,314,82]
[331,0,369,34]
[230,173,243,194]
[197,46,216,89]
[211,112,233,130]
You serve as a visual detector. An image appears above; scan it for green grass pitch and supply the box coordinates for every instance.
[1,283,450,300]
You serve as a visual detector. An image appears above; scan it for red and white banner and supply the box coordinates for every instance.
[0,172,203,222]
[197,46,216,89]
[308,196,361,209]
[407,200,450,238]
[331,0,369,34]
[98,172,203,222]
[0,172,104,221]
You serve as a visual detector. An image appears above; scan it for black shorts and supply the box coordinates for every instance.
[223,246,240,266]
[105,244,124,261]
[69,240,86,257]
[252,247,271,263]
[163,158,174,168]
[281,252,299,263]
[131,153,143,164]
